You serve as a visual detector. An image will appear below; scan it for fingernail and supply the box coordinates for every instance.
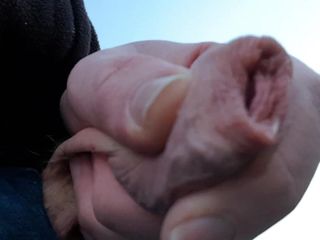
[129,73,190,128]
[270,118,280,137]
[169,217,235,240]
[258,118,280,144]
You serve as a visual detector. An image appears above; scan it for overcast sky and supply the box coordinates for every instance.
[83,1,320,239]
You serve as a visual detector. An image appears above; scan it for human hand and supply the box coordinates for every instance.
[50,36,320,240]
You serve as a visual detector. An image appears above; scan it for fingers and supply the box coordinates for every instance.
[62,50,191,154]
[123,40,215,67]
[69,152,162,240]
[59,128,162,239]
[91,153,162,239]
[57,125,161,238]
[70,155,125,240]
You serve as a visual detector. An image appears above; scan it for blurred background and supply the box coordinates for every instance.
[83,0,320,239]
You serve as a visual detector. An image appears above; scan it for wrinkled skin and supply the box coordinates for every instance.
[43,36,320,240]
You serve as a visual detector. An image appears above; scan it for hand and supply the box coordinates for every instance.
[57,36,320,240]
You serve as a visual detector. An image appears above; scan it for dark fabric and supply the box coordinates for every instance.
[0,0,100,171]
[0,168,58,240]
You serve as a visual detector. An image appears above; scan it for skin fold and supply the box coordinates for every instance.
[43,36,320,240]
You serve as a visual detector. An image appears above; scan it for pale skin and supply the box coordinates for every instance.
[43,36,320,240]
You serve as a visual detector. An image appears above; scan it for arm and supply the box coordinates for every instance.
[0,0,99,170]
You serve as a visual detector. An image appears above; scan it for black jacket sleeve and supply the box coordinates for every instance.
[0,0,100,170]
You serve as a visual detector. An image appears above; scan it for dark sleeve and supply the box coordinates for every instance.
[0,0,100,170]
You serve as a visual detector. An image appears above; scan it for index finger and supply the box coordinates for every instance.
[112,40,216,67]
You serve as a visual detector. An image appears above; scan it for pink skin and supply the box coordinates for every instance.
[54,36,320,239]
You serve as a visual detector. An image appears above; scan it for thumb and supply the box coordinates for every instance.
[169,218,235,240]
[161,189,237,240]
[160,157,297,240]
[61,50,191,154]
